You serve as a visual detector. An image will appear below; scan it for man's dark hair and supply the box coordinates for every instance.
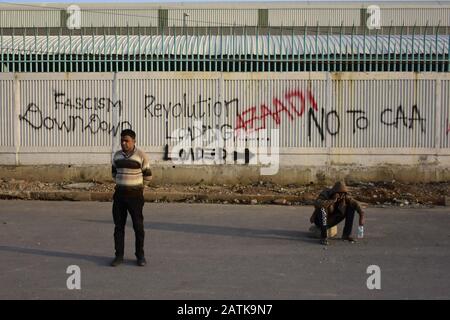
[121,129,136,140]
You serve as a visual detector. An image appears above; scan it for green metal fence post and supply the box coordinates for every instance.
[185,22,189,71]
[57,26,62,72]
[297,24,300,72]
[411,23,416,72]
[422,21,429,72]
[192,24,196,71]
[69,26,73,72]
[208,25,211,71]
[159,23,162,72]
[12,26,15,72]
[363,24,366,72]
[351,23,355,72]
[315,22,319,72]
[447,26,450,72]
[257,24,260,72]
[114,26,118,72]
[143,25,148,72]
[244,24,248,72]
[228,23,233,72]
[440,27,445,71]
[196,23,200,71]
[102,25,106,72]
[387,21,393,72]
[205,24,209,71]
[173,24,177,71]
[181,22,185,71]
[303,23,307,72]
[399,23,404,72]
[368,28,373,72]
[0,27,3,72]
[325,25,330,72]
[137,24,141,72]
[356,41,360,72]
[21,25,26,72]
[268,24,271,72]
[280,23,283,72]
[149,25,153,72]
[46,23,50,72]
[80,26,84,72]
[339,22,343,72]
[374,27,378,71]
[220,25,223,72]
[90,24,94,72]
[126,24,130,72]
[434,22,440,72]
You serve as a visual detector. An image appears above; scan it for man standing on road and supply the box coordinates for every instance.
[111,129,152,267]
[310,181,365,246]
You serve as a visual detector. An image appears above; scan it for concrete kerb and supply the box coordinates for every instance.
[445,196,450,206]
[0,190,307,205]
[2,164,450,185]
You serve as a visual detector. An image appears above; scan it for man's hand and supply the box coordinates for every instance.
[144,176,153,187]
[359,213,365,226]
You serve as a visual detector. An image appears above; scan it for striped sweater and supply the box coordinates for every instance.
[112,147,152,194]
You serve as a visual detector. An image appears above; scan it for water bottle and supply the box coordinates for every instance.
[357,225,364,239]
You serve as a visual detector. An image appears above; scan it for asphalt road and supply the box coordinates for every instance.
[0,200,449,300]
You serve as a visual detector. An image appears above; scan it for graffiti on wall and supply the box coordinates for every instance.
[144,94,238,120]
[19,92,131,136]
[17,86,433,160]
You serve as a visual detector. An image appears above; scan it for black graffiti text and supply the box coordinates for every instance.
[54,92,123,117]
[308,107,342,141]
[19,103,131,136]
[165,124,234,142]
[381,105,426,132]
[144,94,239,119]
[346,110,369,133]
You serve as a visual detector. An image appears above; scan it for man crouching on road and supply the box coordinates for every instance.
[111,129,152,267]
[310,181,365,246]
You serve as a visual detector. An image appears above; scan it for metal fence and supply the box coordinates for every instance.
[1,26,449,73]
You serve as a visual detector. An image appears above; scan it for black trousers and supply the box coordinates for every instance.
[112,192,145,258]
[314,206,356,239]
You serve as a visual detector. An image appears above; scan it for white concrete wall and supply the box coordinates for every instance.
[0,72,449,169]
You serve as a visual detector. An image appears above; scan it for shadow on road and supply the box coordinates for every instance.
[0,245,111,266]
[81,219,318,244]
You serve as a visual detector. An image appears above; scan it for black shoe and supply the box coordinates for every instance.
[320,238,329,246]
[342,235,356,243]
[111,256,123,267]
[137,257,147,267]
